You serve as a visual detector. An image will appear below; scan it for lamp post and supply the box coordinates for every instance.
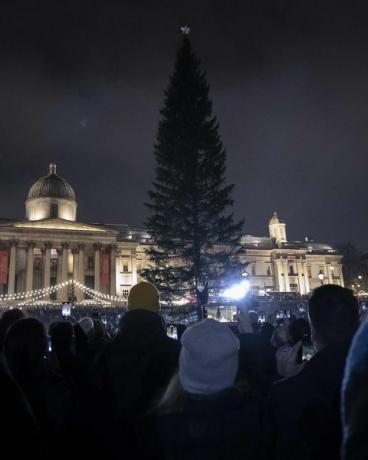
[318,272,324,286]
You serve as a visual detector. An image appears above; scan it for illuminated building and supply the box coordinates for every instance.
[0,165,344,303]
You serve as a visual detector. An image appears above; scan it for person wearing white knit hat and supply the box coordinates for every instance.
[179,318,240,395]
[146,319,264,459]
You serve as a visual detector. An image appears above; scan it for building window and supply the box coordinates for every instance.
[267,266,271,276]
[308,267,312,278]
[123,264,129,272]
[289,265,295,275]
[120,288,129,299]
[251,265,256,276]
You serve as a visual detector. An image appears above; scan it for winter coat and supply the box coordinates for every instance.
[341,320,368,460]
[89,309,180,458]
[269,340,352,460]
[141,388,265,460]
[238,332,278,397]
[0,354,46,459]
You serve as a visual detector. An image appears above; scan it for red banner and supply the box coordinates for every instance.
[101,253,110,290]
[0,251,9,285]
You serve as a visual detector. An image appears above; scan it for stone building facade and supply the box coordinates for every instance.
[0,165,343,303]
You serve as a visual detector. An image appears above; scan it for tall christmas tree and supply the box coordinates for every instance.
[143,28,244,300]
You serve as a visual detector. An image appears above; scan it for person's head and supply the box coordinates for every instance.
[179,319,239,395]
[78,317,95,339]
[0,308,25,348]
[308,285,359,350]
[49,321,75,352]
[127,281,160,313]
[93,319,108,340]
[4,318,47,379]
[287,318,310,346]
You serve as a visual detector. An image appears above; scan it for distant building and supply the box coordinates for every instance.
[0,165,343,303]
[240,212,344,295]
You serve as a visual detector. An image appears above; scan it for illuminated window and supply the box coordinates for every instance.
[120,288,129,299]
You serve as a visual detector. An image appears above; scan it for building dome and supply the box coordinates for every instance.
[27,164,75,201]
[25,164,77,222]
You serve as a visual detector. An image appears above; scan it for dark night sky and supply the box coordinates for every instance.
[1,1,368,248]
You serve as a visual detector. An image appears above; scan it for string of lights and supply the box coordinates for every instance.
[0,279,127,305]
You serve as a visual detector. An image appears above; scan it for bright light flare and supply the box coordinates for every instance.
[222,280,249,300]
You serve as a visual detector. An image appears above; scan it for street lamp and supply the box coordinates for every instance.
[318,271,324,286]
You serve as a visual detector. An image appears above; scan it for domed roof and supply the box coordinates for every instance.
[27,164,76,201]
[269,212,284,224]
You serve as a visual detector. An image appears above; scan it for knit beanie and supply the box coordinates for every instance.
[128,281,160,312]
[179,318,240,395]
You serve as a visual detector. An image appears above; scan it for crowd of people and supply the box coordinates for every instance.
[0,281,366,459]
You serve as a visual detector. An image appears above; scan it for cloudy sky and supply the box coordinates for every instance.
[1,1,368,248]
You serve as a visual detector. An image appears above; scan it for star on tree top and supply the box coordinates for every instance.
[180,25,190,35]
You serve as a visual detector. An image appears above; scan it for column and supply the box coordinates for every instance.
[94,243,101,292]
[43,242,52,299]
[296,259,305,295]
[110,245,117,296]
[338,265,345,287]
[303,261,310,293]
[25,242,35,292]
[282,258,290,292]
[78,244,85,300]
[7,240,17,295]
[56,248,62,300]
[327,263,333,284]
[61,242,69,301]
[131,249,137,286]
[275,258,284,291]
[72,248,79,282]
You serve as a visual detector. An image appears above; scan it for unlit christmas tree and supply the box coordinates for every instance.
[143,32,244,300]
